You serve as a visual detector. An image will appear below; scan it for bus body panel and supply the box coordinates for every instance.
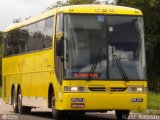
[2,49,58,104]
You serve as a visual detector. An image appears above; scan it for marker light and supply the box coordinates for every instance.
[69,8,74,12]
[95,9,100,12]
[135,10,140,13]
[110,9,114,12]
[102,9,107,12]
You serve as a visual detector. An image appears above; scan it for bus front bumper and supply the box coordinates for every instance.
[56,93,147,111]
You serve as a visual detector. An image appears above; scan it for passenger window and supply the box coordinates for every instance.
[20,26,28,53]
[4,30,19,56]
[27,23,37,51]
[37,20,45,49]
[13,29,20,54]
[4,16,54,56]
[4,32,12,56]
[44,16,54,48]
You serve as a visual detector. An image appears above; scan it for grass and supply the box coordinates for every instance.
[132,91,160,115]
[0,86,1,97]
[147,91,160,110]
[146,91,160,115]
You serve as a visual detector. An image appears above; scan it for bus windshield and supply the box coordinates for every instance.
[63,14,146,80]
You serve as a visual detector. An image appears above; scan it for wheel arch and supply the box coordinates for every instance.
[48,83,54,108]
[17,84,21,95]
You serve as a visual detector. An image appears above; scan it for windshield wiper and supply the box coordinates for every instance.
[112,54,128,81]
[88,48,102,80]
[111,45,128,81]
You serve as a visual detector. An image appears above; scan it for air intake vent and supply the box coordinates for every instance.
[110,87,127,92]
[88,87,106,92]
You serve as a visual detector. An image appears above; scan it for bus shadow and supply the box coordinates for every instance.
[28,111,116,120]
[29,111,53,119]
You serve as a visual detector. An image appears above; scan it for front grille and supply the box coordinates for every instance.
[88,87,106,91]
[110,87,127,92]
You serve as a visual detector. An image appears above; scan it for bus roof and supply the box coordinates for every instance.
[5,4,142,32]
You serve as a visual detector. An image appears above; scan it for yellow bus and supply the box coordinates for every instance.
[2,5,147,120]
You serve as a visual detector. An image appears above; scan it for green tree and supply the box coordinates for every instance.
[116,0,160,91]
[44,0,97,11]
[68,0,96,5]
[13,18,21,23]
[0,31,3,86]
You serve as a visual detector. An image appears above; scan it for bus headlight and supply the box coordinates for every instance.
[128,86,147,93]
[64,86,88,92]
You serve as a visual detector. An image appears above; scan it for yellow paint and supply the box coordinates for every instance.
[2,5,146,111]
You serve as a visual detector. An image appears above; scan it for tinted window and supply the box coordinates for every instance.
[37,20,45,49]
[12,29,20,54]
[19,26,28,53]
[4,29,20,56]
[44,17,54,48]
[4,32,12,56]
[4,16,54,57]
[27,23,37,51]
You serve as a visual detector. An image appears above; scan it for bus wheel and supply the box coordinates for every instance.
[115,110,130,120]
[51,95,65,119]
[51,96,59,119]
[12,89,18,113]
[17,88,31,114]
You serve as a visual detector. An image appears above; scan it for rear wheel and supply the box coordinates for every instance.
[12,89,18,113]
[17,88,31,114]
[115,110,130,120]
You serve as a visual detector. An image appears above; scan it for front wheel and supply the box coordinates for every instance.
[51,93,66,119]
[115,110,130,120]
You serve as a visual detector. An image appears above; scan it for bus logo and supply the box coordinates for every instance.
[97,15,105,22]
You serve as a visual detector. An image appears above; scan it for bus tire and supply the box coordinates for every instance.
[115,110,130,120]
[17,88,31,114]
[12,89,18,113]
[51,93,65,119]
[52,109,67,119]
[51,93,58,119]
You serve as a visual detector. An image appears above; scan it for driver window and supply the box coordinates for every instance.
[56,14,63,35]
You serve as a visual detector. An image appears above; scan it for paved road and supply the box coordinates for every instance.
[1,98,160,120]
[0,98,117,120]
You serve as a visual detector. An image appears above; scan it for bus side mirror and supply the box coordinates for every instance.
[56,37,64,56]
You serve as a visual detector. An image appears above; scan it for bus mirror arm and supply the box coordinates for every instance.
[56,37,64,57]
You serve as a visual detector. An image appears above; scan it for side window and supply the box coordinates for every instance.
[4,32,12,56]
[27,23,37,51]
[13,29,20,54]
[4,29,22,56]
[37,20,45,49]
[44,16,54,48]
[56,14,63,34]
[20,26,28,53]
[4,16,54,56]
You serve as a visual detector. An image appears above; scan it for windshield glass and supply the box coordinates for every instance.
[63,14,146,80]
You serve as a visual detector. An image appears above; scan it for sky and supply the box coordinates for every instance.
[0,0,59,31]
[0,0,109,31]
